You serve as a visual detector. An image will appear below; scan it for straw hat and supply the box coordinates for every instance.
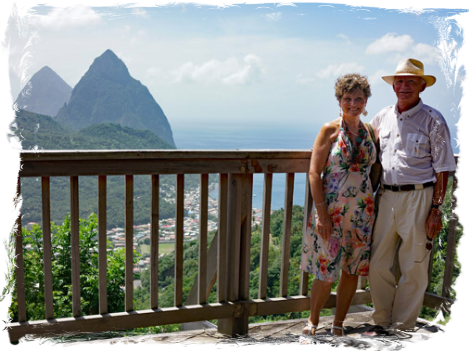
[382,58,436,87]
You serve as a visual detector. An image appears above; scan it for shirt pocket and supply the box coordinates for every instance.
[406,133,430,158]
[379,130,391,151]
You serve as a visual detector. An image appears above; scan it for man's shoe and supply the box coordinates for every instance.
[384,334,404,351]
[362,325,388,344]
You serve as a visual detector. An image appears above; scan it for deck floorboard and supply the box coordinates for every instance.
[54,311,445,349]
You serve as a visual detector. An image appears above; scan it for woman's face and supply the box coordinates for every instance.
[339,89,367,119]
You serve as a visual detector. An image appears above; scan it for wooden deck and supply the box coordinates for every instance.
[38,311,444,349]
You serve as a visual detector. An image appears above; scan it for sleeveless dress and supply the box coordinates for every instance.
[300,119,377,282]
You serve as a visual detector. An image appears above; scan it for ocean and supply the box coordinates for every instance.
[173,125,317,210]
[173,127,469,210]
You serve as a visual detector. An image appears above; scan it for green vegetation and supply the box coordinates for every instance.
[3,180,461,337]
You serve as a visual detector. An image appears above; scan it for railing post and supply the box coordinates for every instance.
[217,173,252,336]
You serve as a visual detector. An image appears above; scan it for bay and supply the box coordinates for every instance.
[173,125,317,210]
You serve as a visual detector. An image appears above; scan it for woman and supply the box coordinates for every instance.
[300,73,376,337]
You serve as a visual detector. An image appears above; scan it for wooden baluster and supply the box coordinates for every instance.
[98,175,108,314]
[198,174,208,304]
[259,173,272,299]
[280,173,294,297]
[239,174,253,300]
[217,173,228,303]
[150,175,159,309]
[125,175,134,312]
[70,176,81,317]
[300,173,312,295]
[42,176,54,319]
[175,174,184,307]
[15,178,26,323]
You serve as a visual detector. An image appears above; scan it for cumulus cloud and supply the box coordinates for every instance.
[0,0,31,26]
[410,6,423,18]
[457,74,469,84]
[130,3,150,18]
[31,6,102,30]
[316,63,366,79]
[366,33,414,54]
[171,54,265,86]
[412,43,438,64]
[369,69,389,85]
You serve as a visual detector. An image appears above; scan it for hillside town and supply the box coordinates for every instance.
[104,187,264,276]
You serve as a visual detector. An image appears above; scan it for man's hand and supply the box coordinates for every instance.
[426,208,443,239]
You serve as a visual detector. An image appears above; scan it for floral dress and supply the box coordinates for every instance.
[300,119,376,282]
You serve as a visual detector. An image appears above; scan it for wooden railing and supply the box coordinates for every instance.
[7,151,458,342]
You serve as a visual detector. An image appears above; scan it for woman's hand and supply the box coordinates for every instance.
[316,212,332,241]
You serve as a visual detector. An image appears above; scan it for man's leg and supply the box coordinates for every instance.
[392,187,433,330]
[369,189,401,327]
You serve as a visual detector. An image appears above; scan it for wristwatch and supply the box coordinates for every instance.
[431,203,443,211]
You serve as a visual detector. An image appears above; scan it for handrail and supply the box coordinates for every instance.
[7,151,458,343]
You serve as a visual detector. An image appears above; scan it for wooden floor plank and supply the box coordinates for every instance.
[8,312,469,351]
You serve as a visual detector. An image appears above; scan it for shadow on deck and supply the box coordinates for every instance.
[39,311,444,349]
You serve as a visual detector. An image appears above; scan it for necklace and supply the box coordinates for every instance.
[343,121,365,143]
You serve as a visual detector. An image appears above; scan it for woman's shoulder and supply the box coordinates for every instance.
[319,118,341,141]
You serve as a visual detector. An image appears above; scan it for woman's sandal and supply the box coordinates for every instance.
[331,325,352,351]
[331,325,345,336]
[302,324,319,336]
[298,323,318,350]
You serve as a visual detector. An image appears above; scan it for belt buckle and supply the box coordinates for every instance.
[392,185,400,192]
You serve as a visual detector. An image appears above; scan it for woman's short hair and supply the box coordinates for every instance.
[335,73,372,100]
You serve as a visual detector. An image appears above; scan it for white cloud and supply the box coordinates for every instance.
[0,0,31,26]
[410,6,423,18]
[132,8,148,18]
[412,43,438,64]
[366,33,414,54]
[317,63,366,79]
[369,69,388,85]
[31,5,102,30]
[296,73,315,85]
[264,12,282,22]
[457,74,469,84]
[171,54,265,86]
[337,33,351,45]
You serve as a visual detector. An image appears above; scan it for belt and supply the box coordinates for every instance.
[382,181,434,192]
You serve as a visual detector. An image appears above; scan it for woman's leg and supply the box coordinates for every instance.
[333,270,359,335]
[304,278,334,335]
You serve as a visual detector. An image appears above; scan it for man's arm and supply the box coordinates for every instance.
[425,171,449,239]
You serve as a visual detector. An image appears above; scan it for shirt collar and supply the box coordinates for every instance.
[394,99,423,119]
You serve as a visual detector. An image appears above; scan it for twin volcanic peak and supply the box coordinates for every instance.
[15,66,72,117]
[16,49,176,147]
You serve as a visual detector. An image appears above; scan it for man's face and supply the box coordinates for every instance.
[392,76,426,106]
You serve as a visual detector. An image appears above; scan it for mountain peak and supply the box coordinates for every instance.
[55,50,176,147]
[15,66,72,117]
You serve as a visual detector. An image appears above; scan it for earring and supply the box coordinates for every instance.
[339,108,342,117]
[363,109,368,117]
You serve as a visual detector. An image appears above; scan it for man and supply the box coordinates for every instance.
[368,58,457,332]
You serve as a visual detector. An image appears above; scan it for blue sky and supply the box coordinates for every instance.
[0,0,469,152]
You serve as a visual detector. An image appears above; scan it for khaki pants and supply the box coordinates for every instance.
[369,186,433,330]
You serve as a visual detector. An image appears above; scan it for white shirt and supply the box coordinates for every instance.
[371,99,456,186]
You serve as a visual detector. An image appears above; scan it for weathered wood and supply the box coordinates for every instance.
[423,291,455,311]
[15,179,26,323]
[280,173,294,297]
[443,176,458,301]
[239,174,253,300]
[41,176,54,319]
[198,174,209,304]
[175,174,184,307]
[217,173,228,303]
[98,175,108,314]
[259,173,272,299]
[300,173,312,295]
[70,176,81,317]
[150,174,159,309]
[125,175,134,312]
